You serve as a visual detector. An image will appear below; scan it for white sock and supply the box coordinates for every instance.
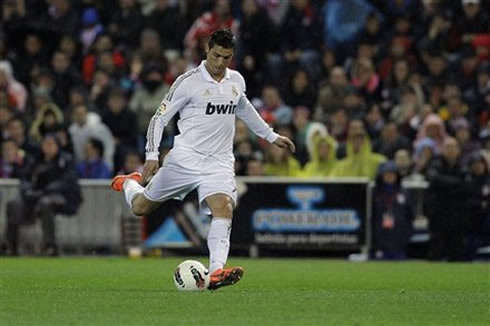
[123,179,144,208]
[207,217,232,273]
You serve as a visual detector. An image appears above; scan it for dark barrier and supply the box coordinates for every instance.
[232,177,371,254]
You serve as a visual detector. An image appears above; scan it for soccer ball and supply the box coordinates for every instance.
[173,260,210,291]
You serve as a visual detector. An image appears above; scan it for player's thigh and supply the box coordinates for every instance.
[143,165,199,203]
[199,172,237,218]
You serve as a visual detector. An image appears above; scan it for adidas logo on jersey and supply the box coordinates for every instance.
[206,101,237,115]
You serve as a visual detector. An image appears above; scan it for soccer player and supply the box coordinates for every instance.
[111,29,295,290]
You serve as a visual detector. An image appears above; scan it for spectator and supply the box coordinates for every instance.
[234,119,254,145]
[79,8,104,54]
[332,120,386,180]
[76,138,111,179]
[0,61,27,112]
[41,0,79,36]
[246,156,265,176]
[146,0,185,51]
[317,49,338,86]
[326,109,348,145]
[50,51,82,109]
[0,105,15,135]
[464,151,490,260]
[254,85,293,125]
[413,114,448,155]
[68,104,115,171]
[108,0,144,47]
[378,36,415,82]
[129,64,170,136]
[413,137,436,175]
[137,29,167,65]
[58,35,81,66]
[343,86,367,120]
[393,149,416,181]
[82,34,125,85]
[0,138,30,178]
[364,103,385,141]
[424,50,449,86]
[234,140,262,176]
[237,0,274,97]
[302,134,337,177]
[264,143,301,177]
[390,86,423,129]
[117,150,143,175]
[14,33,48,86]
[283,68,316,109]
[453,0,489,46]
[314,66,349,125]
[256,0,290,26]
[381,58,411,108]
[280,0,322,77]
[184,0,239,62]
[425,137,468,261]
[351,58,382,103]
[89,70,114,111]
[5,117,38,156]
[29,102,64,144]
[291,106,312,165]
[69,86,93,112]
[372,161,414,260]
[102,89,138,172]
[453,118,481,164]
[0,134,82,256]
[373,122,410,159]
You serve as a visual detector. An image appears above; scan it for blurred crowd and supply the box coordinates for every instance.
[0,0,489,258]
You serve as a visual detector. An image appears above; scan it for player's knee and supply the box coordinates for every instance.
[131,197,152,216]
[212,198,234,218]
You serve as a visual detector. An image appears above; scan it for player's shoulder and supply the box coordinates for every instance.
[167,66,202,98]
[228,69,245,87]
[174,66,202,86]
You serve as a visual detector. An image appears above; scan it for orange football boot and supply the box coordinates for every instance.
[110,172,143,192]
[208,266,244,290]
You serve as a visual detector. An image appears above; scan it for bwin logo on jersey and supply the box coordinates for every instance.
[205,101,237,115]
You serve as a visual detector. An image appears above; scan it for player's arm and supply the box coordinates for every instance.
[236,91,295,153]
[142,79,189,183]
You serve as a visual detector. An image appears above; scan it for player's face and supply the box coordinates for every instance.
[206,45,234,76]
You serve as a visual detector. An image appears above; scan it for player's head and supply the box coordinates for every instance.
[205,29,236,76]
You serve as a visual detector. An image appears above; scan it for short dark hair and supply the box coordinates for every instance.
[208,29,236,49]
[88,138,104,157]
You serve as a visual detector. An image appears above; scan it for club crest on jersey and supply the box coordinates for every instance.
[156,102,167,115]
[206,101,237,115]
[232,85,238,96]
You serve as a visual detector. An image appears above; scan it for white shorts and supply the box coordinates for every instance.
[143,147,237,213]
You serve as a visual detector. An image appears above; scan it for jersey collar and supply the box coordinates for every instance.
[200,60,231,83]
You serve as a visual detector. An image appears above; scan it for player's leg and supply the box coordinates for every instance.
[205,193,243,290]
[205,193,233,272]
[111,172,160,216]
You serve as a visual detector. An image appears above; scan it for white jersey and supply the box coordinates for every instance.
[145,60,279,161]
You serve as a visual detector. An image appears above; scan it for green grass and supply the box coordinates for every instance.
[0,258,489,326]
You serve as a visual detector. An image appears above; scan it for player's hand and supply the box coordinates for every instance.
[273,136,295,153]
[142,160,159,185]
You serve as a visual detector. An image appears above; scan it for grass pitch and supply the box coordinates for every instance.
[0,257,488,325]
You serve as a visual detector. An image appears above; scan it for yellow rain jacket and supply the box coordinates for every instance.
[264,156,302,177]
[331,136,386,180]
[302,135,338,177]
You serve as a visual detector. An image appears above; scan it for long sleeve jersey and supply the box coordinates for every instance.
[145,60,279,161]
